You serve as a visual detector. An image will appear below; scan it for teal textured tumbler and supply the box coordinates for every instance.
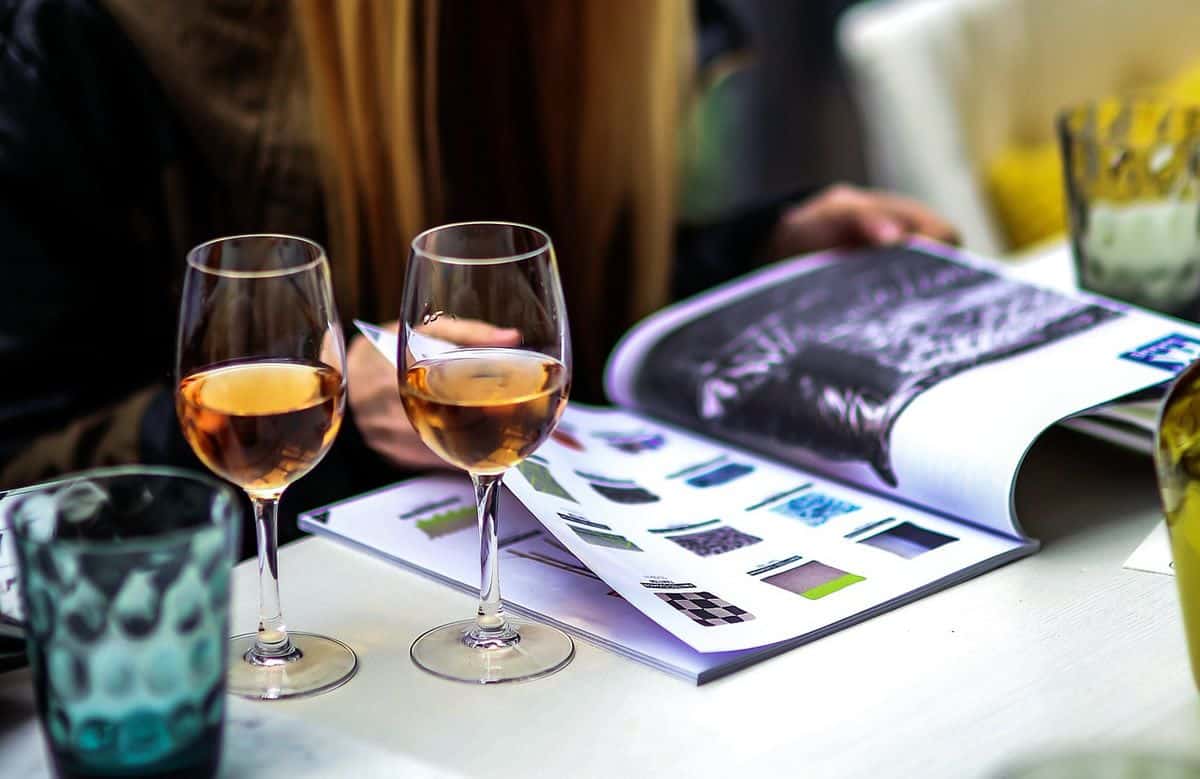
[6,467,240,779]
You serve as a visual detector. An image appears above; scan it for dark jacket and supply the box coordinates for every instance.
[0,0,390,544]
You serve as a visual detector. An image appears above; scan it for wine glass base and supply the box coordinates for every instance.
[227,632,358,700]
[410,618,574,684]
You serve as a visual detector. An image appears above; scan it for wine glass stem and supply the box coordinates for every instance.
[249,495,296,662]
[469,472,517,648]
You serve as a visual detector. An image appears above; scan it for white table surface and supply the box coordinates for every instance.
[1005,241,1078,293]
[2,427,1199,779]
[5,242,1198,777]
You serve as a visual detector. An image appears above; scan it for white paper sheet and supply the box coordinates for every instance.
[1124,520,1175,576]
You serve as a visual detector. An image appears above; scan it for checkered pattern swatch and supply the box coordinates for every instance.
[656,591,755,626]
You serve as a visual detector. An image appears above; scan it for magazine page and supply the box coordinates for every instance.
[298,475,762,682]
[353,324,1029,653]
[502,405,1028,652]
[606,240,1200,536]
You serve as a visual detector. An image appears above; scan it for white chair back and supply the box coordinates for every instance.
[839,0,1200,254]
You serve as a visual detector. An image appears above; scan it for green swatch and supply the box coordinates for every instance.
[417,507,476,539]
[517,460,578,503]
[571,525,642,551]
[802,573,866,600]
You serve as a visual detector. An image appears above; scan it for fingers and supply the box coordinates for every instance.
[416,317,522,347]
[864,191,961,245]
[851,209,905,245]
[822,184,957,246]
[770,185,962,260]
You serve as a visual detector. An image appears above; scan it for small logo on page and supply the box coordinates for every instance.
[1120,334,1200,373]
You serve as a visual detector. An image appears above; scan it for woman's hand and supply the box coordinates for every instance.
[346,319,521,470]
[346,322,447,470]
[766,184,960,261]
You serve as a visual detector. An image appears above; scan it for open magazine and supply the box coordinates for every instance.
[300,240,1198,681]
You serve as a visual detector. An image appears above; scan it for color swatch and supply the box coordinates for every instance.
[656,591,755,626]
[686,463,755,488]
[763,561,865,600]
[668,525,762,557]
[416,506,475,539]
[570,525,643,552]
[517,458,578,503]
[859,522,957,559]
[771,492,860,526]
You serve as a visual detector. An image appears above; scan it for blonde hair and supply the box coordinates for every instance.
[295,0,692,390]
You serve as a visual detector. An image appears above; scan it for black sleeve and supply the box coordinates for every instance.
[672,189,815,300]
[0,0,179,478]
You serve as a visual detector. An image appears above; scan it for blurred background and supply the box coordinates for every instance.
[683,0,868,216]
[724,0,1200,257]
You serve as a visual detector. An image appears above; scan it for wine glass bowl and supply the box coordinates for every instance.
[398,222,575,683]
[399,347,569,475]
[176,234,357,700]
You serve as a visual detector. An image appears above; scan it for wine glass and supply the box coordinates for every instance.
[399,221,574,683]
[176,234,357,700]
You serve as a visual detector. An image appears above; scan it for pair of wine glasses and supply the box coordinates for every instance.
[176,223,573,699]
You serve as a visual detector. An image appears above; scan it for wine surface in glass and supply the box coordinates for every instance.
[177,360,343,495]
[400,348,568,474]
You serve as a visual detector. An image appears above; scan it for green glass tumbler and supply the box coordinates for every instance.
[6,467,240,779]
